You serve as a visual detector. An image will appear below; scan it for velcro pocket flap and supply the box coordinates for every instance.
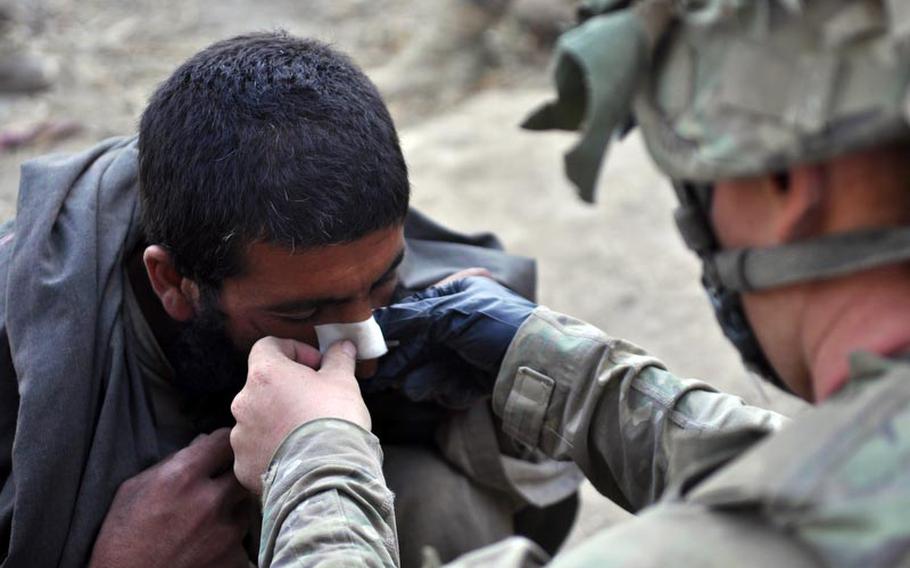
[502,366,555,447]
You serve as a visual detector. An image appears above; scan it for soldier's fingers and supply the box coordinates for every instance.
[319,340,357,377]
[372,335,432,382]
[282,338,322,367]
[249,336,322,369]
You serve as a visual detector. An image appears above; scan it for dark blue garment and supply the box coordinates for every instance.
[370,277,536,408]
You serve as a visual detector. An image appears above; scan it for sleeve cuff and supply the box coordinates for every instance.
[263,418,383,500]
[492,307,608,447]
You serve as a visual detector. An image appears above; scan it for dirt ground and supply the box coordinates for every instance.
[0,0,806,553]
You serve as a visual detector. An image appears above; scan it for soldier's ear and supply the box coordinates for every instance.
[143,245,199,322]
[774,164,826,244]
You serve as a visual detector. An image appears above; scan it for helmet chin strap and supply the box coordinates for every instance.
[712,226,910,293]
[673,181,910,393]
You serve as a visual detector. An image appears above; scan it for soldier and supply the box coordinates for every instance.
[230,0,910,566]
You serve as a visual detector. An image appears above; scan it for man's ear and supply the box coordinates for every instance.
[143,245,198,322]
[773,164,827,243]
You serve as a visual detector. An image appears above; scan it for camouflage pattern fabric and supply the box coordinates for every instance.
[260,419,399,567]
[262,307,845,567]
[261,309,910,566]
[525,0,910,201]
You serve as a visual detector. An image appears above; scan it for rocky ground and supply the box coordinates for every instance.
[0,0,805,552]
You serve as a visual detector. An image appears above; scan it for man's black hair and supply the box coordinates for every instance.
[138,31,410,288]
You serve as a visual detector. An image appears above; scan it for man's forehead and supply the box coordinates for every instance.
[224,226,405,306]
[250,226,403,262]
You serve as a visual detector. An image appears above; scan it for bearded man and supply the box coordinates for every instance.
[0,31,579,568]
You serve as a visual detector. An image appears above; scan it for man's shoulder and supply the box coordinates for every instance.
[683,362,910,566]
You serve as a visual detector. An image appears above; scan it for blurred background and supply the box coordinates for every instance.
[0,0,804,548]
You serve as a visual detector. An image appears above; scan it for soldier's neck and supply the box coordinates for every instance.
[804,264,910,402]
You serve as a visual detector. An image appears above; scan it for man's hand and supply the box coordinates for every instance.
[367,276,537,406]
[88,429,251,568]
[230,338,370,494]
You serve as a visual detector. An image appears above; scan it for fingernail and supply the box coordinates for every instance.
[340,340,357,357]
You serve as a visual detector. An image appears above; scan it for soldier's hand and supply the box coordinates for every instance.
[368,276,536,406]
[88,428,251,568]
[230,337,371,494]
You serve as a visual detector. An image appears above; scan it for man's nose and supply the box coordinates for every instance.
[320,298,381,379]
[328,298,375,325]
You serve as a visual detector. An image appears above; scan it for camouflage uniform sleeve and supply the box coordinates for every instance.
[492,307,787,510]
[259,419,399,568]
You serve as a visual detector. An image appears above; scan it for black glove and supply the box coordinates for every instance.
[365,277,536,407]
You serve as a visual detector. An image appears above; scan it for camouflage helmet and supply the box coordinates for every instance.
[525,0,910,201]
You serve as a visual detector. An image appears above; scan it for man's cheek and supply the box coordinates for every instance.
[230,321,320,356]
[371,277,398,309]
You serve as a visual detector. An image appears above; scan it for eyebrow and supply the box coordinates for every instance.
[263,248,406,314]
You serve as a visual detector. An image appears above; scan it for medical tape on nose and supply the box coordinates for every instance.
[314,316,388,360]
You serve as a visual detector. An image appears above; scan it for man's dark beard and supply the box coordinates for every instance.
[161,290,248,400]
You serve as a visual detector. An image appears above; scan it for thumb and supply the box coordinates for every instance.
[319,340,358,376]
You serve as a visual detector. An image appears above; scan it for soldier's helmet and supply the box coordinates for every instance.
[526,0,910,387]
[526,0,910,201]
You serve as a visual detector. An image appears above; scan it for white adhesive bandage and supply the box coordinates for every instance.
[314,316,388,360]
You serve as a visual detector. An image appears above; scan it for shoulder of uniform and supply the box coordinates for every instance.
[683,368,910,566]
